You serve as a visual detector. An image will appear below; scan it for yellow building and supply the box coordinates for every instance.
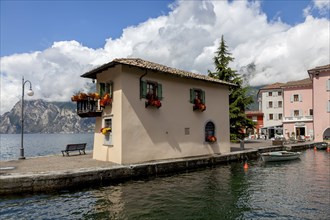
[78,58,233,164]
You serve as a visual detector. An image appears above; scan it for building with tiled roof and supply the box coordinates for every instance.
[256,64,330,142]
[257,83,284,138]
[75,58,232,164]
[82,58,235,86]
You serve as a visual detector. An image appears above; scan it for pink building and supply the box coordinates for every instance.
[308,64,330,141]
[282,78,313,140]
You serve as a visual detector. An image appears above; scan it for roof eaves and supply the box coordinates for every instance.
[81,58,236,87]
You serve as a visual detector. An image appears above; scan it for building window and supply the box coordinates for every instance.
[205,121,216,142]
[328,100,330,112]
[140,80,163,100]
[252,116,257,122]
[278,91,282,96]
[269,114,273,120]
[190,88,206,111]
[309,109,313,116]
[99,82,113,98]
[103,117,112,146]
[294,110,300,116]
[291,94,302,102]
[294,94,299,102]
[268,101,273,108]
[268,92,272,96]
[190,88,205,104]
[185,128,190,135]
[327,79,330,91]
[278,101,282,108]
[278,113,283,120]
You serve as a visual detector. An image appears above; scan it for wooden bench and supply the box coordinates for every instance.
[61,143,87,156]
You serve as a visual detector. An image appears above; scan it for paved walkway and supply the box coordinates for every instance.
[0,139,273,176]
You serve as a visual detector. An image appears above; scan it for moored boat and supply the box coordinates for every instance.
[260,151,301,162]
[315,142,329,150]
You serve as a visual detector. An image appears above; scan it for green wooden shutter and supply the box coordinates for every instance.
[108,82,113,98]
[190,89,194,103]
[201,90,205,104]
[99,83,105,97]
[157,83,163,100]
[140,80,147,99]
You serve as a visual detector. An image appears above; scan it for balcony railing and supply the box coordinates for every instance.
[76,98,102,118]
[282,115,313,122]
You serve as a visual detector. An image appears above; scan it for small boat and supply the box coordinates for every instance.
[260,151,301,162]
[315,142,329,150]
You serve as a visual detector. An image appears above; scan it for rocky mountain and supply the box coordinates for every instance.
[0,99,95,134]
[246,86,263,111]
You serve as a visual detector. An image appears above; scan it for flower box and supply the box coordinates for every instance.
[206,136,217,143]
[193,99,206,111]
[145,94,162,108]
[100,127,111,135]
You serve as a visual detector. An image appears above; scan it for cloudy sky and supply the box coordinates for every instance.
[1,0,329,114]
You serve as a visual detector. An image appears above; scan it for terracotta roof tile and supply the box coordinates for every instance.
[308,64,330,75]
[260,82,285,90]
[81,58,236,86]
[281,78,312,88]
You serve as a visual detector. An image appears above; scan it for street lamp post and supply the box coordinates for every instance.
[19,77,34,160]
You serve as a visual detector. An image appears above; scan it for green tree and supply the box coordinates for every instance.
[208,35,255,141]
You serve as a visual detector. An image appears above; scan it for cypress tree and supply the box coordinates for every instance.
[208,35,255,141]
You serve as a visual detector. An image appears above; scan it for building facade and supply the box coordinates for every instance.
[282,78,313,140]
[77,58,233,164]
[258,83,284,139]
[308,64,330,142]
[245,111,264,139]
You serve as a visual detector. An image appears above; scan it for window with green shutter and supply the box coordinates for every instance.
[190,88,206,111]
[140,80,162,100]
[99,82,113,98]
[190,88,205,104]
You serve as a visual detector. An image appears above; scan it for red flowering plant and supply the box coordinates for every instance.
[71,92,102,102]
[206,136,217,143]
[99,93,112,107]
[145,93,162,108]
[193,98,206,112]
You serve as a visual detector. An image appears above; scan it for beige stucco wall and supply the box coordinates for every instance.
[92,64,230,164]
[92,65,123,164]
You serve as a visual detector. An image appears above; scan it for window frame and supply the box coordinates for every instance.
[102,117,113,146]
[190,88,205,104]
[269,114,273,120]
[205,121,216,142]
[140,80,163,100]
[99,82,113,98]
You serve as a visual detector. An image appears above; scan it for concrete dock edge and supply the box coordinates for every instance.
[0,143,317,195]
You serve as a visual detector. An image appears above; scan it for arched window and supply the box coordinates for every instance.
[205,121,216,142]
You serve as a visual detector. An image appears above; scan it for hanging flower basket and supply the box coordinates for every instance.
[100,127,111,135]
[206,136,217,143]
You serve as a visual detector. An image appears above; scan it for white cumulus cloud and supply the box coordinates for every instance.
[1,0,329,114]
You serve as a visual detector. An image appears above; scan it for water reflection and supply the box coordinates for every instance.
[0,150,329,219]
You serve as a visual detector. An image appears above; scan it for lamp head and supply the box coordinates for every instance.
[27,89,34,96]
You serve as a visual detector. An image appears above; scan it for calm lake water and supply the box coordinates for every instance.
[0,143,329,219]
[0,133,94,161]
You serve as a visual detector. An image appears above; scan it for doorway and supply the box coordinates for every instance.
[295,127,305,138]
